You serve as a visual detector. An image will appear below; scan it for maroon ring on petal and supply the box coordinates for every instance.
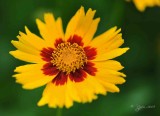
[41,62,59,76]
[67,34,84,46]
[84,46,97,60]
[52,72,68,85]
[40,47,54,62]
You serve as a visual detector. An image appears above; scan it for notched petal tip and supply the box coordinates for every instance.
[9,51,14,55]
[117,77,126,84]
[118,27,121,31]
[115,28,121,35]
[95,17,100,23]
[44,13,54,16]
[122,78,126,83]
[18,31,24,37]
[14,67,21,73]
[77,6,85,14]
[124,47,130,52]
[44,13,55,22]
[11,40,17,45]
[37,98,47,107]
[22,84,35,90]
[87,7,96,14]
[110,85,120,93]
[120,72,126,77]
[119,47,130,55]
[12,74,17,78]
[116,88,120,92]
[80,6,84,10]
[113,26,118,30]
[24,26,31,34]
[36,18,43,25]
[16,34,20,38]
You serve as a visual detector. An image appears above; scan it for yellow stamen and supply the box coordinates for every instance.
[51,42,87,74]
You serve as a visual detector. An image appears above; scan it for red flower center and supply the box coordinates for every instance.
[40,35,97,85]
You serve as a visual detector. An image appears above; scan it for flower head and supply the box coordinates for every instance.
[127,0,160,12]
[10,6,129,108]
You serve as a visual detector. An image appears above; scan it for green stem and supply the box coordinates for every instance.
[56,108,62,116]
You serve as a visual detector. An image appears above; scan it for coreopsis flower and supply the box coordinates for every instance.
[10,6,129,108]
[127,0,160,12]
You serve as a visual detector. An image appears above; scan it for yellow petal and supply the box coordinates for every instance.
[132,0,160,12]
[10,50,43,63]
[105,34,124,52]
[65,7,99,46]
[94,60,124,71]
[56,17,65,38]
[83,18,100,46]
[17,27,48,50]
[93,48,129,61]
[11,40,40,56]
[90,26,120,47]
[36,19,54,47]
[44,13,64,39]
[89,27,124,56]
[67,76,99,103]
[133,0,146,11]
[36,13,64,47]
[38,74,107,108]
[96,74,126,84]
[96,79,120,92]
[95,67,126,84]
[85,75,106,95]
[38,82,73,108]
[65,6,85,40]
[14,63,45,73]
[25,27,49,49]
[65,79,81,103]
[96,34,124,55]
[95,68,123,92]
[96,64,126,77]
[13,70,55,89]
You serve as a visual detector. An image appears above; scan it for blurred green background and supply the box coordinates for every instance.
[0,0,160,116]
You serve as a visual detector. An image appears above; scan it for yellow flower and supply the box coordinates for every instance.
[10,6,129,108]
[127,0,160,12]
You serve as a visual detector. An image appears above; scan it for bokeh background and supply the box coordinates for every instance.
[0,0,160,116]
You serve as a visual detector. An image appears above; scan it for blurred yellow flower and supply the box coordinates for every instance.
[10,6,129,108]
[127,0,160,12]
